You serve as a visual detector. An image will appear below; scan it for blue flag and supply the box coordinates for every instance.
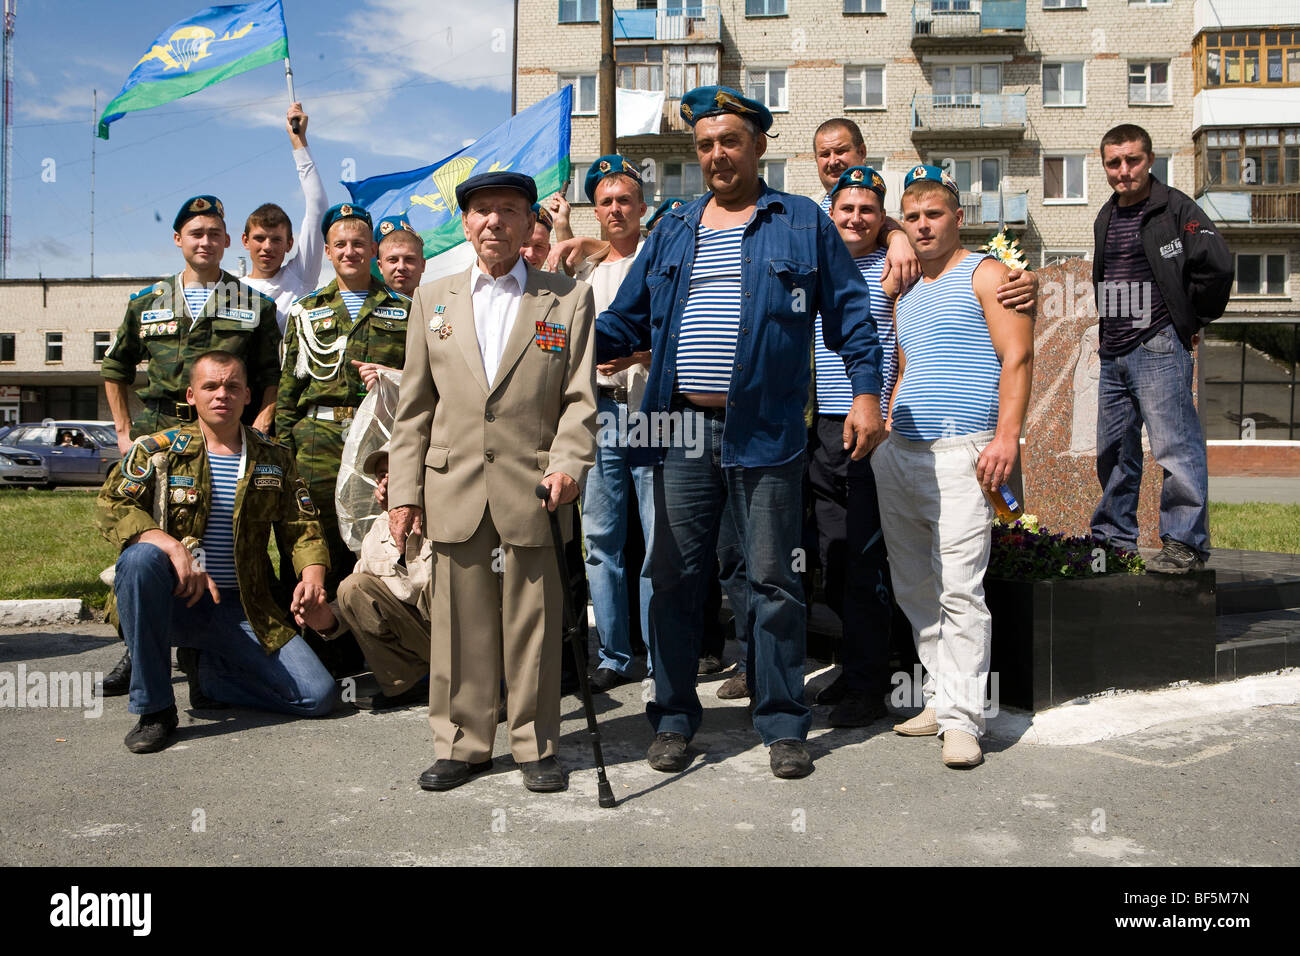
[99,0,289,139]
[344,87,572,258]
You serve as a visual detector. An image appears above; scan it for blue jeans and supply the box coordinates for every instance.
[647,406,810,745]
[1091,326,1210,557]
[583,394,656,675]
[115,543,336,717]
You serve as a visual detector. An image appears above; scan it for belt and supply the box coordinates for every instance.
[144,399,195,422]
[305,404,358,422]
[598,385,629,404]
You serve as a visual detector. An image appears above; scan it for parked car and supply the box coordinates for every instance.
[4,421,123,486]
[0,442,48,487]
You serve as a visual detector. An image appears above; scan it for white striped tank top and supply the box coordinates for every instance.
[202,452,241,590]
[340,290,367,320]
[676,223,746,394]
[814,248,894,417]
[891,252,999,441]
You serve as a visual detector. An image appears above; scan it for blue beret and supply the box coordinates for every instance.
[903,164,960,199]
[455,171,538,212]
[646,197,686,232]
[374,214,418,244]
[829,166,887,204]
[321,202,373,238]
[173,195,225,232]
[531,203,554,231]
[679,85,773,134]
[584,155,642,202]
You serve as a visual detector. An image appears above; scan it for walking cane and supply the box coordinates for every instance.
[536,484,617,809]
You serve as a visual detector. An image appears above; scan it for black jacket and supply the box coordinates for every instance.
[1092,177,1234,350]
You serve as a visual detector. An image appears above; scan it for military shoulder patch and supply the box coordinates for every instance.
[139,428,180,455]
[118,478,145,498]
[171,433,193,454]
[296,486,318,516]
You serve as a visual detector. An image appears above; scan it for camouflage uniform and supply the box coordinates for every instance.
[96,422,330,651]
[101,271,281,439]
[276,275,411,590]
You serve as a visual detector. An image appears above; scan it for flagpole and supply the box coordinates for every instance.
[284,57,299,133]
[90,88,95,278]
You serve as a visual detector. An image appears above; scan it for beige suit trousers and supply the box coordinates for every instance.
[430,504,563,763]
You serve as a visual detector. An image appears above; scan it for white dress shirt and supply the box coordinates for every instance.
[471,255,529,386]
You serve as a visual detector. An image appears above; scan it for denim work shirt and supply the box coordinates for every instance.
[596,182,882,468]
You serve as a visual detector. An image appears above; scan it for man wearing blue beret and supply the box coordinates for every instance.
[374,214,426,297]
[597,85,886,779]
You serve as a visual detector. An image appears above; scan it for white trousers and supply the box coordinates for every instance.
[872,430,995,738]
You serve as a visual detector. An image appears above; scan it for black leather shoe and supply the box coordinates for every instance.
[418,758,493,792]
[588,668,631,694]
[519,756,568,792]
[815,672,851,705]
[769,739,813,779]
[124,705,178,754]
[100,648,132,697]
[646,732,691,772]
[176,647,229,710]
[355,680,428,712]
[697,654,724,675]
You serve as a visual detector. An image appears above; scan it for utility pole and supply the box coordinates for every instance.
[598,0,616,154]
[0,0,15,279]
[90,89,96,277]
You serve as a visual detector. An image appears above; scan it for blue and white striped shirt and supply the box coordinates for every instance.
[183,287,214,320]
[340,290,368,320]
[676,223,746,394]
[202,452,241,590]
[814,248,893,417]
[891,253,1000,441]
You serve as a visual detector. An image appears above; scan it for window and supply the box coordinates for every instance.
[844,66,884,109]
[1043,62,1085,106]
[746,0,786,15]
[940,155,1002,196]
[844,0,885,11]
[1129,61,1170,104]
[1044,0,1084,7]
[45,332,63,363]
[566,161,595,204]
[933,63,1000,104]
[1151,156,1170,186]
[665,46,719,98]
[0,333,13,362]
[1044,154,1086,201]
[618,46,664,91]
[1203,128,1300,187]
[758,159,785,191]
[1201,31,1300,90]
[1235,253,1287,296]
[663,160,704,199]
[560,74,597,114]
[746,69,788,112]
[1042,249,1090,267]
[93,331,112,363]
[559,0,597,23]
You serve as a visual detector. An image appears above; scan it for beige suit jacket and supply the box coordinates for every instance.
[388,262,597,548]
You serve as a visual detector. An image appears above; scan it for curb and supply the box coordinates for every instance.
[0,599,88,627]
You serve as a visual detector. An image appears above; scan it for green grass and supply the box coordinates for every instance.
[0,488,117,603]
[1209,502,1300,554]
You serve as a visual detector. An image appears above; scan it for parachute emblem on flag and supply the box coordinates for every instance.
[135,22,258,73]
[432,156,479,215]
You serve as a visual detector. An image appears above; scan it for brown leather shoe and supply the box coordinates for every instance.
[716,673,750,700]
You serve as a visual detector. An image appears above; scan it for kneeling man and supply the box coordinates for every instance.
[97,350,336,754]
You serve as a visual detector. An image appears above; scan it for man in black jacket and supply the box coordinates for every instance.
[1089,124,1234,572]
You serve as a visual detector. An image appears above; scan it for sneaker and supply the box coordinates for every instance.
[1146,539,1206,574]
[941,729,983,768]
[893,706,938,736]
[124,705,178,754]
[716,672,750,700]
[698,654,724,675]
[828,692,888,728]
[646,732,690,772]
[769,739,814,779]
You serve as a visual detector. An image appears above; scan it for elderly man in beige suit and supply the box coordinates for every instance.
[388,171,597,794]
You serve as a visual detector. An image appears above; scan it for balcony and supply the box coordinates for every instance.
[1193,0,1295,35]
[1198,188,1300,227]
[958,191,1030,228]
[910,93,1026,137]
[613,4,721,43]
[911,0,1026,44]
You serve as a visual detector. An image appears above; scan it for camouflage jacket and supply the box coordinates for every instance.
[275,276,411,449]
[95,422,330,653]
[100,270,282,403]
